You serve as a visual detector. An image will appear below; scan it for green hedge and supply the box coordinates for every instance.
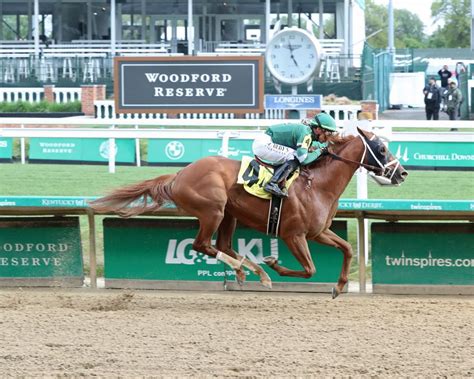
[0,100,81,113]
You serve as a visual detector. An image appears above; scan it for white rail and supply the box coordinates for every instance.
[94,100,361,122]
[0,87,81,103]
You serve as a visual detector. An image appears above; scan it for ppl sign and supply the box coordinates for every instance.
[114,56,264,114]
[265,94,322,109]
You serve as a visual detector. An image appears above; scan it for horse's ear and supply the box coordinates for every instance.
[356,127,366,137]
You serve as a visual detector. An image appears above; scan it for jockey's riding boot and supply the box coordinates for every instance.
[264,159,299,198]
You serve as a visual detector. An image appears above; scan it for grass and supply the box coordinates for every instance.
[1,163,473,282]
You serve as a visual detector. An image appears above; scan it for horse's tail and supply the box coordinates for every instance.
[89,174,175,217]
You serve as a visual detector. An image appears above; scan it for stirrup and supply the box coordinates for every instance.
[264,182,288,198]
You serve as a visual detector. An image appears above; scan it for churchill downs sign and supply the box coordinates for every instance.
[114,56,264,114]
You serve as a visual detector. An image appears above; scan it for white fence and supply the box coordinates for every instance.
[0,87,81,103]
[94,100,361,121]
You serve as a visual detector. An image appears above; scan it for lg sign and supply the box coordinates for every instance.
[114,56,264,114]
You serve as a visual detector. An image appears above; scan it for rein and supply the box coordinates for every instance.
[327,152,383,174]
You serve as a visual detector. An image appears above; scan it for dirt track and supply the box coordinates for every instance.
[0,289,472,377]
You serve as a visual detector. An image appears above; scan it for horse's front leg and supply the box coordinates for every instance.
[311,228,353,299]
[264,234,316,278]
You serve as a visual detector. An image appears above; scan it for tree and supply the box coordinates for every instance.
[365,0,427,48]
[428,0,471,48]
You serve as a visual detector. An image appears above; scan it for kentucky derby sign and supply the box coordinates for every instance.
[114,56,264,114]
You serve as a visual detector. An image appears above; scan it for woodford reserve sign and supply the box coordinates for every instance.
[114,56,264,114]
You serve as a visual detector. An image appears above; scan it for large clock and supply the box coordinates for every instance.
[265,27,322,85]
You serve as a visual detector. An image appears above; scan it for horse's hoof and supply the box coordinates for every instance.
[331,287,340,299]
[261,278,272,289]
[236,269,246,285]
[263,256,277,266]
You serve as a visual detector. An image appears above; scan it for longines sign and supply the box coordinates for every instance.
[114,56,264,114]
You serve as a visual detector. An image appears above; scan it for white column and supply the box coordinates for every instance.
[33,0,40,56]
[319,0,324,39]
[141,0,146,41]
[265,0,271,44]
[110,0,116,55]
[0,1,3,40]
[87,0,92,40]
[188,0,194,54]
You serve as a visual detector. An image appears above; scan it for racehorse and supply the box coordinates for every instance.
[90,127,407,298]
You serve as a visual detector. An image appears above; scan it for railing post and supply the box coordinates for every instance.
[20,124,26,164]
[135,124,141,167]
[108,125,116,173]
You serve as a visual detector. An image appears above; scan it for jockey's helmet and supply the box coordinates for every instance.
[309,113,337,132]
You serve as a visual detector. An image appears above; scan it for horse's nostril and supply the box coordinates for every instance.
[401,171,408,178]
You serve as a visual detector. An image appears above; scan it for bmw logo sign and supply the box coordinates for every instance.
[99,141,118,159]
[165,141,185,160]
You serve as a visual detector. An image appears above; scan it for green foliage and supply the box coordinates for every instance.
[365,0,427,48]
[0,100,81,113]
[427,0,471,48]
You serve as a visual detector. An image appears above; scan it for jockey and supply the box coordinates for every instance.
[252,113,337,198]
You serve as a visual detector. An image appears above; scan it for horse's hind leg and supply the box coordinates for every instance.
[192,210,244,272]
[216,211,272,289]
[311,228,353,299]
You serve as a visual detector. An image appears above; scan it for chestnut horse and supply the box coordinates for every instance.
[91,128,407,298]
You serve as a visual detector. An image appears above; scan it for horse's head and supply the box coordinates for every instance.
[357,127,408,186]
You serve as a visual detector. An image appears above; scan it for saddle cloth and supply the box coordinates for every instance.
[237,156,299,200]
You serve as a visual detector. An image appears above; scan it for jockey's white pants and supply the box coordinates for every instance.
[252,134,295,165]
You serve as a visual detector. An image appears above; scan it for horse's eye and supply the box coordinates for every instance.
[379,146,387,155]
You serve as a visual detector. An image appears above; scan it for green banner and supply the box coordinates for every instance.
[0,217,84,286]
[0,137,13,160]
[372,223,474,286]
[389,141,474,168]
[0,196,473,212]
[147,139,252,164]
[104,218,346,284]
[29,138,136,163]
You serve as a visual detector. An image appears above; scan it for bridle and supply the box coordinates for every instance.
[327,130,401,180]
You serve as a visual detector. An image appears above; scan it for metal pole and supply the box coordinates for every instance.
[265,0,271,44]
[319,0,324,39]
[188,0,194,55]
[288,0,293,27]
[388,0,394,52]
[33,0,40,57]
[471,1,474,50]
[110,0,116,56]
[21,124,26,164]
[87,209,97,289]
[357,215,366,294]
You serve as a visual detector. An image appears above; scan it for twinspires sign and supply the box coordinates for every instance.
[0,137,13,161]
[104,218,346,291]
[372,222,474,295]
[0,217,84,287]
[114,56,264,114]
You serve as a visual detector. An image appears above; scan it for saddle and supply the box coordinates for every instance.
[237,156,300,200]
[237,156,300,236]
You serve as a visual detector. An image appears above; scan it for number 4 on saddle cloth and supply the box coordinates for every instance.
[237,156,300,200]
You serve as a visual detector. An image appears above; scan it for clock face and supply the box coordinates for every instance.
[265,28,321,85]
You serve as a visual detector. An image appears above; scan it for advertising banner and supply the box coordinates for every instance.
[147,138,253,164]
[29,138,136,163]
[0,217,84,286]
[372,222,474,294]
[0,137,13,161]
[104,218,347,291]
[389,141,474,169]
[114,56,264,114]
